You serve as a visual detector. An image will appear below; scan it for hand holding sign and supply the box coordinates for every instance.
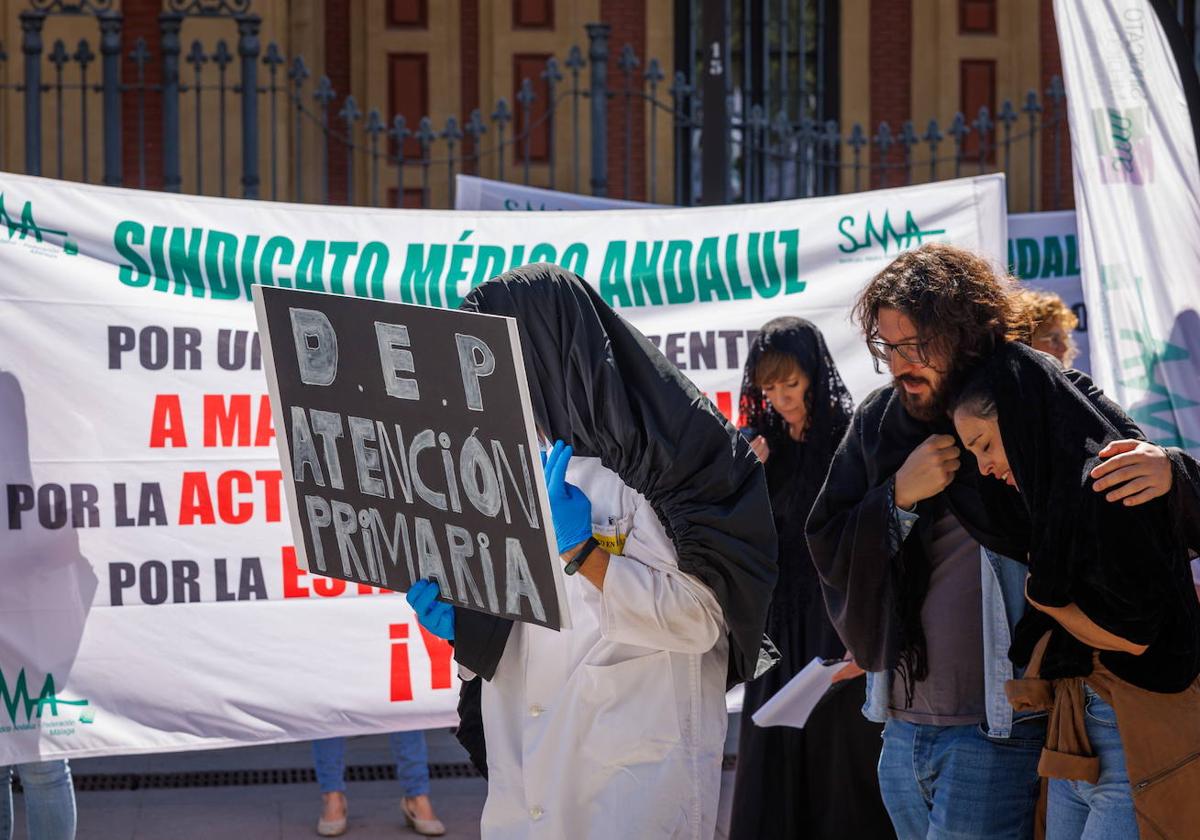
[543,441,593,554]
[407,579,455,641]
[255,286,571,630]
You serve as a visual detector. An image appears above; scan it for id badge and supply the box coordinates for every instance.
[591,513,633,556]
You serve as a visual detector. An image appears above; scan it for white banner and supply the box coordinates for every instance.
[1055,0,1200,451]
[1007,210,1091,373]
[455,174,659,211]
[458,176,1093,373]
[0,171,1005,763]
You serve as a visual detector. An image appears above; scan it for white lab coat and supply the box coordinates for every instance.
[478,456,729,840]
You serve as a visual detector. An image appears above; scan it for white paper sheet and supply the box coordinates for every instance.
[751,657,846,729]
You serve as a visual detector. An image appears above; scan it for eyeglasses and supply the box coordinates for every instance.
[866,336,931,374]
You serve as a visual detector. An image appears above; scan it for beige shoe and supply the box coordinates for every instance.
[316,815,347,837]
[402,797,446,836]
[317,792,348,836]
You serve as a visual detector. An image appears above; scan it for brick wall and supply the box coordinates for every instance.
[601,0,646,201]
[868,0,912,188]
[1039,0,1074,210]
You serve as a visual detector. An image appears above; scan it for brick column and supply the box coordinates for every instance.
[461,0,480,171]
[121,0,163,189]
[325,0,351,204]
[1039,0,1075,211]
[601,0,647,201]
[867,0,912,188]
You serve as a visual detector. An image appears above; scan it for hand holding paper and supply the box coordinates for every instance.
[751,657,846,729]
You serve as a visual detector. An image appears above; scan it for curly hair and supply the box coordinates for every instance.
[853,243,1024,379]
[1013,289,1079,335]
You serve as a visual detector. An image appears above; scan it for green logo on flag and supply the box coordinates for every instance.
[838,210,946,256]
[0,668,92,732]
[0,193,78,255]
[1100,264,1198,449]
[1091,108,1154,185]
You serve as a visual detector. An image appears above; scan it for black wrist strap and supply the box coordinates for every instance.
[564,536,599,576]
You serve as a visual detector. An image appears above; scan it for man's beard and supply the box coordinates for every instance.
[894,375,951,422]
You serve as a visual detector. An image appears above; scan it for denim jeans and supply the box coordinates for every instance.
[1045,688,1137,840]
[312,731,431,797]
[0,760,76,840]
[878,717,1044,839]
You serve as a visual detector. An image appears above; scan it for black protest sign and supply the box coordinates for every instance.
[254,286,568,630]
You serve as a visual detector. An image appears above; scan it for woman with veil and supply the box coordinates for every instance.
[729,317,893,839]
[951,341,1200,839]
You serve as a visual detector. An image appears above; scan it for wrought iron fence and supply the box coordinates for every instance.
[0,4,1072,212]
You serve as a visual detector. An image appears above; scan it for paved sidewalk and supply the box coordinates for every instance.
[11,718,740,840]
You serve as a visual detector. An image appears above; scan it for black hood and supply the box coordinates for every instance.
[966,341,1200,691]
[456,263,779,684]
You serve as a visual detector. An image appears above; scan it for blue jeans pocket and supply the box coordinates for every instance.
[1084,690,1119,728]
[982,715,1047,749]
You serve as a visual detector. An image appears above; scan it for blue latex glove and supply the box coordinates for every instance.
[406,578,455,641]
[543,440,593,554]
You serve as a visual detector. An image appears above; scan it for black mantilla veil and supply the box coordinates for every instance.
[739,317,853,613]
[455,263,779,686]
[961,341,1200,691]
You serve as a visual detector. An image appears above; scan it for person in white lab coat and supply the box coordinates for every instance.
[407,264,779,840]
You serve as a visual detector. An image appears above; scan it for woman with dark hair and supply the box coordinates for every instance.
[730,317,893,840]
[951,341,1200,840]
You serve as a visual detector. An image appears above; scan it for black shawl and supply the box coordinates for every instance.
[805,358,1146,683]
[454,263,779,685]
[970,342,1200,692]
[738,317,853,618]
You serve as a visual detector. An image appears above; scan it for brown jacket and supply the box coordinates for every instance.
[1008,634,1200,840]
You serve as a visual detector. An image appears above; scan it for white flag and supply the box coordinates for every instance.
[1055,0,1200,452]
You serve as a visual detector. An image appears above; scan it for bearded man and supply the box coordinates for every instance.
[806,243,1192,840]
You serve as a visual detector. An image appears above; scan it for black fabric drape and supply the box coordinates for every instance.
[970,342,1200,693]
[453,263,779,685]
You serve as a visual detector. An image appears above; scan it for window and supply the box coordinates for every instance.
[388,0,427,28]
[513,54,553,163]
[388,187,426,208]
[388,54,429,159]
[513,0,554,29]
[960,59,997,161]
[959,0,997,35]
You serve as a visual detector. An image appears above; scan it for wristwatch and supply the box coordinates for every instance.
[564,536,599,576]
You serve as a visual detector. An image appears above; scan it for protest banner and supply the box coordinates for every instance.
[456,174,1090,373]
[1056,0,1200,452]
[455,174,658,211]
[0,170,1004,762]
[255,287,567,629]
[1007,210,1090,373]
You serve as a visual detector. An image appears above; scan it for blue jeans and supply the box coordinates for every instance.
[878,717,1044,839]
[0,760,76,840]
[312,731,431,797]
[1045,688,1137,840]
